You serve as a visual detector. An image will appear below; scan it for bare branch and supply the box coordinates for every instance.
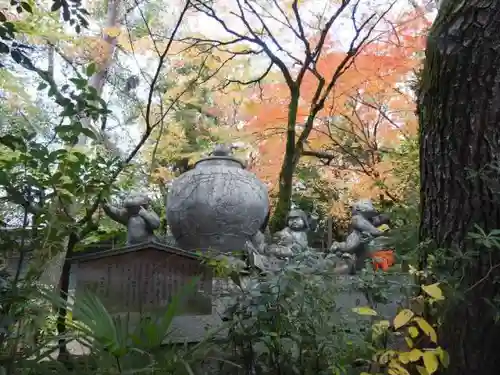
[225,61,273,86]
[145,0,191,133]
[191,0,295,88]
[295,1,398,157]
[133,0,161,56]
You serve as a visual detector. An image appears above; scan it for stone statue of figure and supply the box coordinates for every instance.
[267,209,310,257]
[101,193,161,246]
[330,199,391,273]
[245,209,310,272]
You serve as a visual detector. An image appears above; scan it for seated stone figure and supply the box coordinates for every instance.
[245,209,310,272]
[102,193,161,246]
[267,209,310,257]
[330,199,391,274]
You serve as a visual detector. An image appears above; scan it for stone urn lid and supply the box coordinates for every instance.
[194,154,245,169]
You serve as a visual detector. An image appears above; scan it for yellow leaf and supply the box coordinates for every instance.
[398,352,410,364]
[436,347,450,368]
[416,365,430,375]
[103,26,121,38]
[404,336,413,348]
[389,360,410,375]
[408,349,423,362]
[352,306,378,316]
[423,351,439,374]
[421,283,444,300]
[372,320,390,341]
[378,223,390,232]
[408,326,419,338]
[393,309,414,330]
[415,317,438,343]
[360,373,371,375]
[378,350,396,365]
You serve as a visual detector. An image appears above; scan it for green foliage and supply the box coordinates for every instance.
[0,56,129,254]
[0,273,216,374]
[385,136,419,203]
[354,264,413,307]
[0,0,89,70]
[217,251,374,375]
[0,125,123,260]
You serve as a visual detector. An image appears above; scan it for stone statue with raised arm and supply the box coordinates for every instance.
[330,199,391,273]
[101,193,161,246]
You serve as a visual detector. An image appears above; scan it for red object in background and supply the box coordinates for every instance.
[371,250,395,271]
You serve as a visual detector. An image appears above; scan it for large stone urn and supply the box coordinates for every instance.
[166,145,270,253]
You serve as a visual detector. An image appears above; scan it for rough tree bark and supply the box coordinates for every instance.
[419,1,500,374]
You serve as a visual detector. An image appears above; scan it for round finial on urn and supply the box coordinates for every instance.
[211,144,234,157]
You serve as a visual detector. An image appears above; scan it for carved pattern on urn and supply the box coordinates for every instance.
[166,146,270,253]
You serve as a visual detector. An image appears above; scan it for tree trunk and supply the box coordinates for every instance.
[419,1,500,374]
[271,140,295,232]
[56,0,122,360]
[270,89,300,232]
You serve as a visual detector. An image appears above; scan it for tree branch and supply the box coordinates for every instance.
[294,1,397,161]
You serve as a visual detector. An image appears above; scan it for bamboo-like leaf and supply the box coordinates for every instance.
[136,275,202,348]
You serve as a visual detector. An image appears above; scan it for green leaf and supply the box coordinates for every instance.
[139,276,201,348]
[20,1,33,13]
[10,49,34,70]
[69,77,88,89]
[54,125,75,134]
[408,326,419,338]
[60,105,77,117]
[414,317,438,343]
[0,134,26,151]
[86,63,97,77]
[57,188,74,198]
[0,42,9,54]
[37,82,48,90]
[437,348,449,368]
[47,149,68,162]
[80,127,97,140]
[50,0,61,12]
[48,87,57,97]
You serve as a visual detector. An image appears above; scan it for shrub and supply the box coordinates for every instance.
[215,251,374,375]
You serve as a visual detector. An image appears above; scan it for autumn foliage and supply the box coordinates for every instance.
[243,9,430,211]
